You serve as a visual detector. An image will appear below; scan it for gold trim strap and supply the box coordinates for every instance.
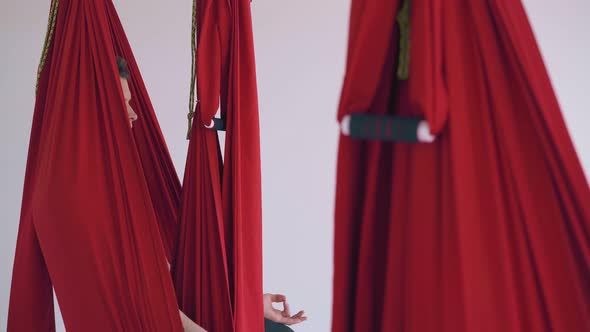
[186,0,198,139]
[396,0,410,80]
[36,0,59,94]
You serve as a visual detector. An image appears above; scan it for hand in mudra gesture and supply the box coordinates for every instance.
[263,293,307,326]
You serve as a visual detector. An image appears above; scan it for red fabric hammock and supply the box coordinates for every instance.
[106,2,182,266]
[172,0,264,331]
[333,0,590,331]
[8,0,183,330]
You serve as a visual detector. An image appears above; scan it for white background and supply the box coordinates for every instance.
[0,1,588,331]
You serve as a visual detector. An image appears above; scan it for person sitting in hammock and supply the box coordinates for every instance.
[117,57,307,331]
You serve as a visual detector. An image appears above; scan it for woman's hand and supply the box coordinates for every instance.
[263,293,307,326]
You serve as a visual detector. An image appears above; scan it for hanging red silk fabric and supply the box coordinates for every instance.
[333,0,590,331]
[105,0,182,264]
[172,0,264,331]
[8,0,184,330]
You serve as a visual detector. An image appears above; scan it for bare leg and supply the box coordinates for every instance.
[180,310,207,332]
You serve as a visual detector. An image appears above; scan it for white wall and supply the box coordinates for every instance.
[0,1,588,331]
[521,0,590,177]
[252,1,347,332]
[0,0,54,328]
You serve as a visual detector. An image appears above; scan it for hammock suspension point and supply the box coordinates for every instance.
[340,113,435,143]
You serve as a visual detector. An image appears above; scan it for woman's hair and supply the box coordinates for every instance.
[116,56,130,79]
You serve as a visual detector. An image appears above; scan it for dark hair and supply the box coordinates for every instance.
[116,56,130,79]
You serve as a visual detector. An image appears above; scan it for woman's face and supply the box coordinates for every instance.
[120,77,138,128]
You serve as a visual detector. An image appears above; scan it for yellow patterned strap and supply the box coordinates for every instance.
[36,0,60,94]
[396,0,410,80]
[186,0,198,139]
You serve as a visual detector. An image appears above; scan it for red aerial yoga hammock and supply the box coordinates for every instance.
[8,0,183,330]
[172,0,264,330]
[333,0,590,331]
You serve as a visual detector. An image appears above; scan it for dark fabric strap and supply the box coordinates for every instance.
[205,117,226,131]
[347,113,422,143]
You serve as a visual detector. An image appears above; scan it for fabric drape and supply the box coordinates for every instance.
[172,0,264,331]
[105,0,182,264]
[333,1,590,331]
[8,0,183,330]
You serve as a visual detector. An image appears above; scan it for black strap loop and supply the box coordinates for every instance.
[341,114,434,143]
